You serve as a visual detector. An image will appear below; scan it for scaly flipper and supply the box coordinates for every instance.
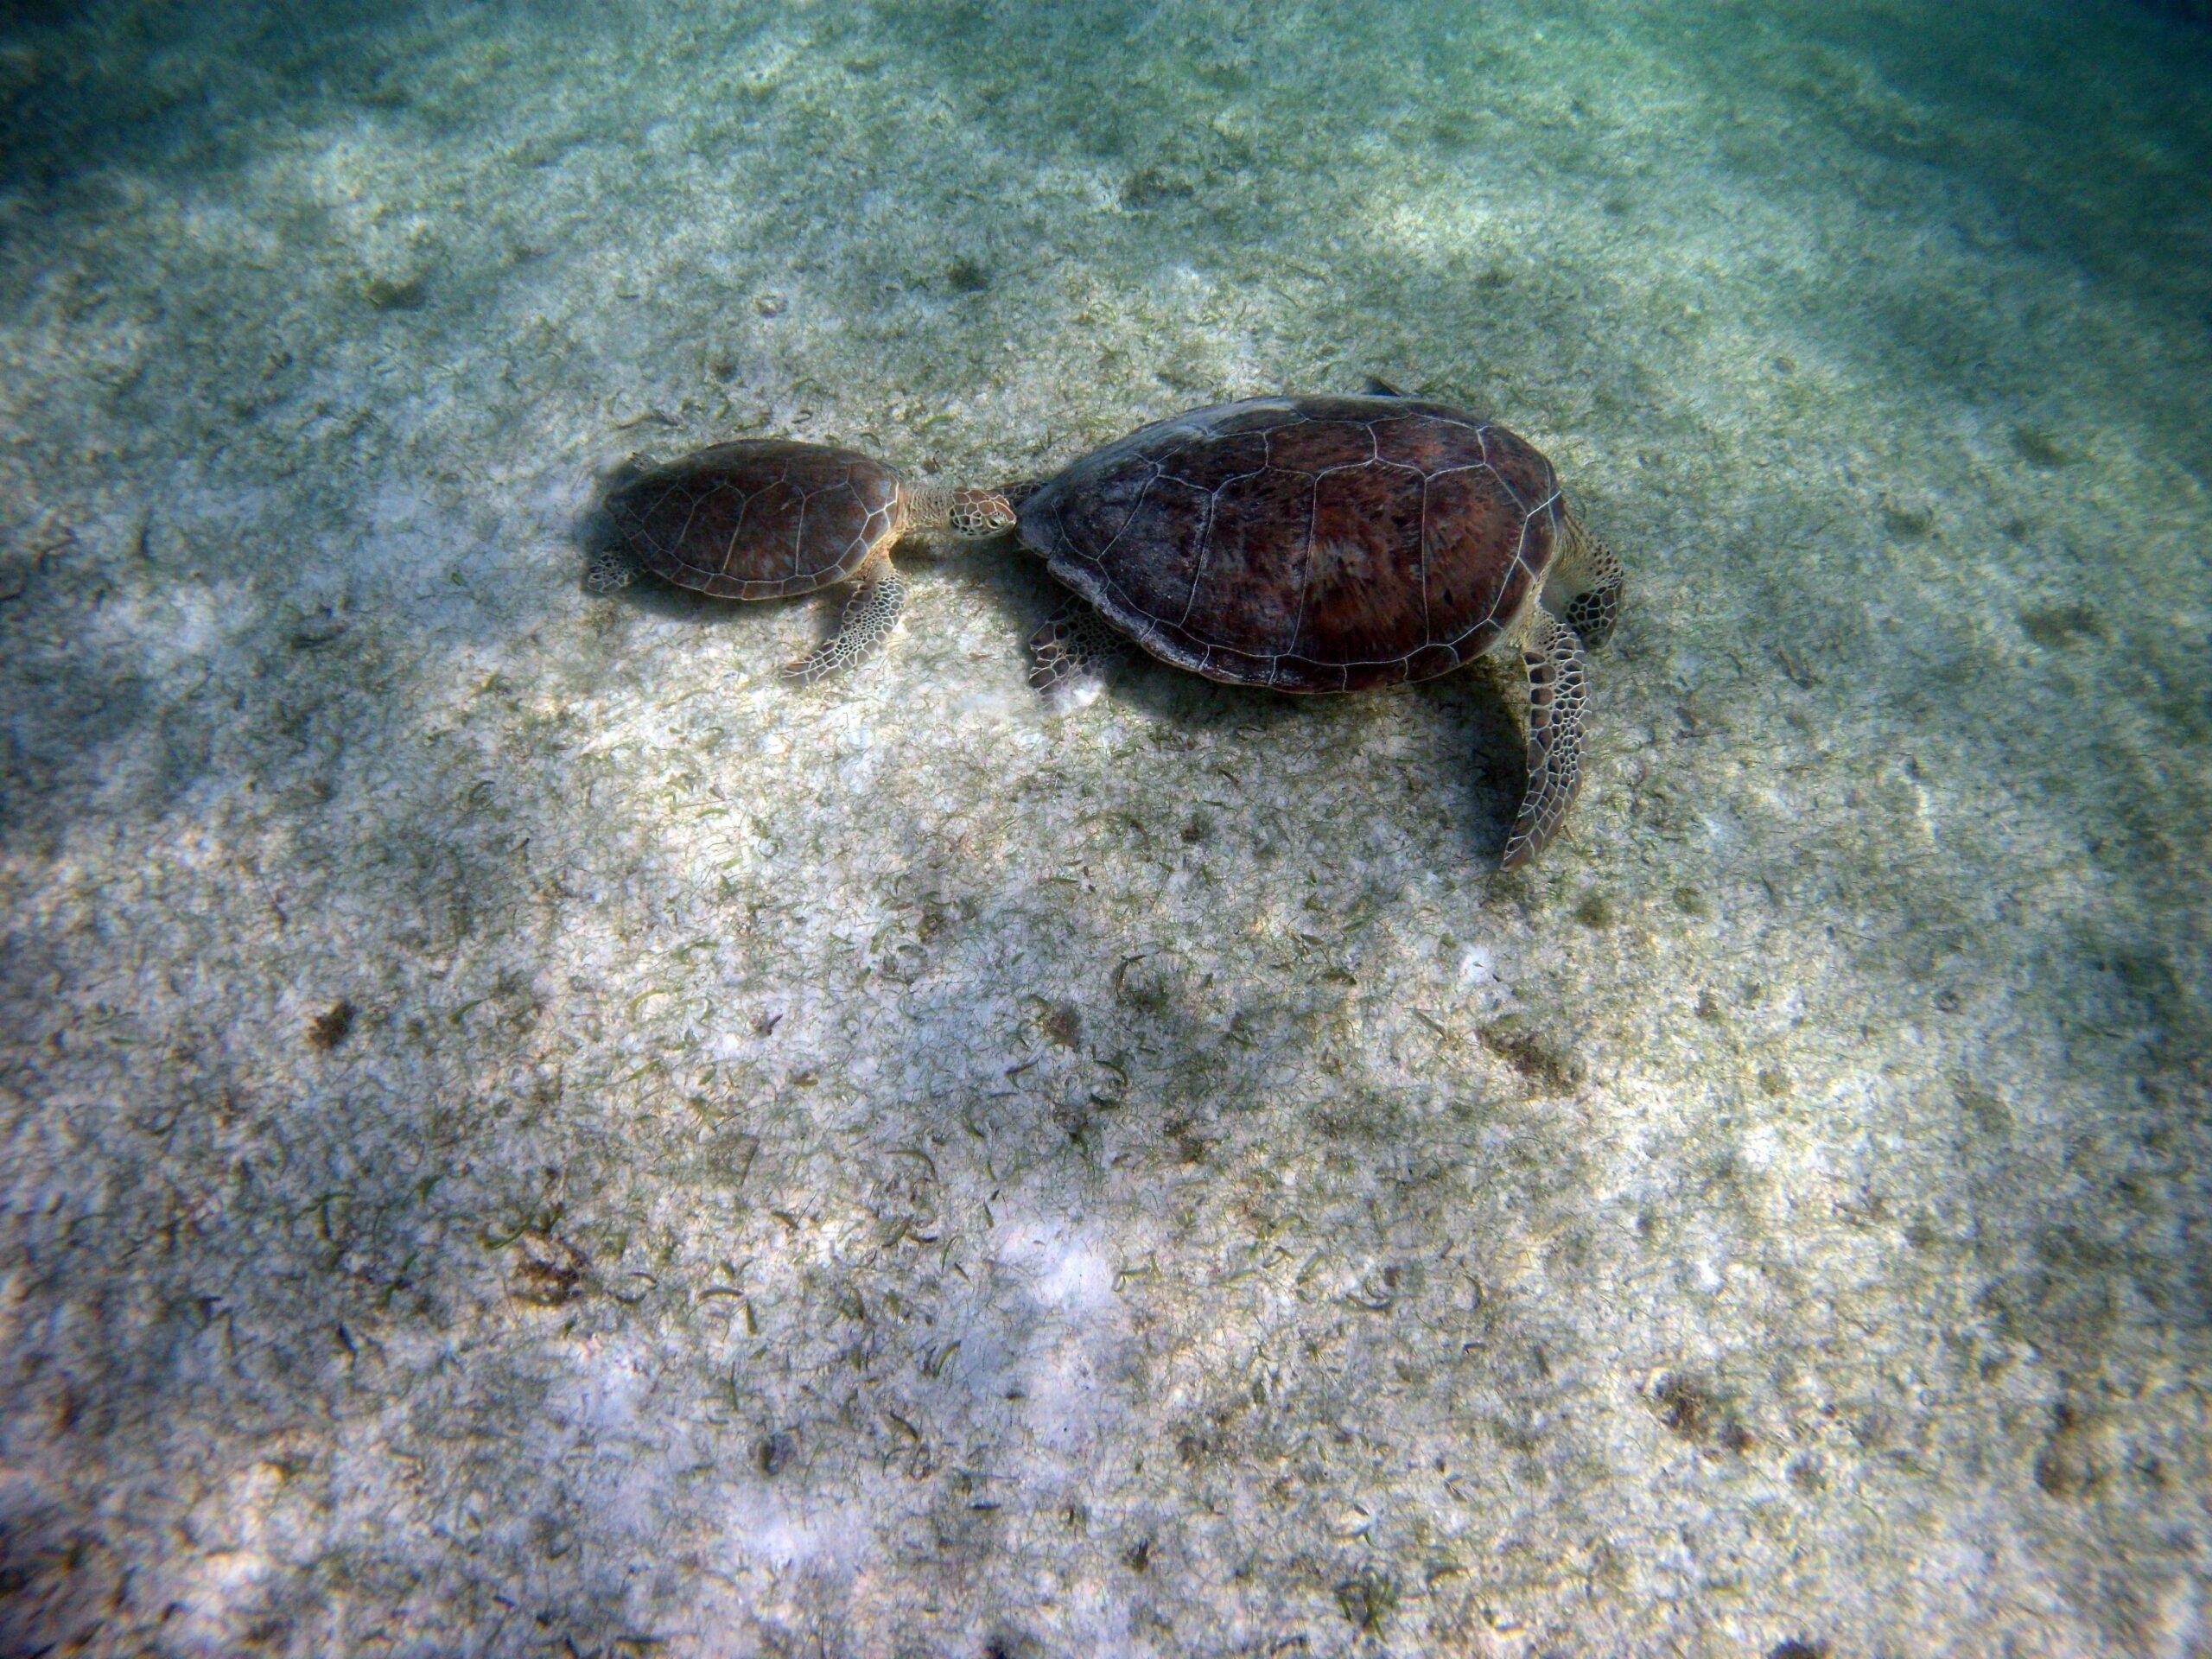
[1502,607,1588,869]
[781,557,906,686]
[1027,601,1123,708]
[1554,512,1625,650]
[587,548,638,592]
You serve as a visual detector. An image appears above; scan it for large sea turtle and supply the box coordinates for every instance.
[590,439,1015,683]
[1011,393,1625,868]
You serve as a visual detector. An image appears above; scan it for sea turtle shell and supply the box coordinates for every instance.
[1016,396,1564,692]
[605,438,905,600]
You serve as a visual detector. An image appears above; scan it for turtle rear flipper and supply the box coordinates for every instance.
[1502,608,1586,869]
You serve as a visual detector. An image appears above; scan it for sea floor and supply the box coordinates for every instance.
[2,1,2208,1655]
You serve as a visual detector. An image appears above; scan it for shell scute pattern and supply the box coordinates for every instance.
[1020,396,1562,692]
[1262,416,1372,475]
[1183,465,1314,653]
[1373,410,1473,474]
[607,439,899,601]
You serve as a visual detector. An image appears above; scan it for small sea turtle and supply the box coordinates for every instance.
[1013,393,1625,868]
[590,439,1015,683]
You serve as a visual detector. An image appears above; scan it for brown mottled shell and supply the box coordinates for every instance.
[1017,397,1563,692]
[606,439,905,600]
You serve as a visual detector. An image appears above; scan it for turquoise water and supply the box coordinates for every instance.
[2,3,2207,1655]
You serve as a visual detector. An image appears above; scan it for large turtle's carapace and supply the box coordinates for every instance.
[1013,395,1625,866]
[1017,397,1564,692]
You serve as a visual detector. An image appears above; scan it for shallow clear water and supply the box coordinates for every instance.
[2,2,2207,1654]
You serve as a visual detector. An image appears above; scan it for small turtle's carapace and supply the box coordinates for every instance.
[590,438,1014,684]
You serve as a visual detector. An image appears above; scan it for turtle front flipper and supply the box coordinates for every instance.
[587,547,639,592]
[1552,510,1625,650]
[782,556,905,687]
[1502,607,1588,869]
[1027,601,1122,709]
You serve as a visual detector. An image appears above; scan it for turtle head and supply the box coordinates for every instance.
[947,486,1019,537]
[906,482,1018,537]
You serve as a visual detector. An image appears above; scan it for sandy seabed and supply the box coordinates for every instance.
[2,2,2208,1654]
